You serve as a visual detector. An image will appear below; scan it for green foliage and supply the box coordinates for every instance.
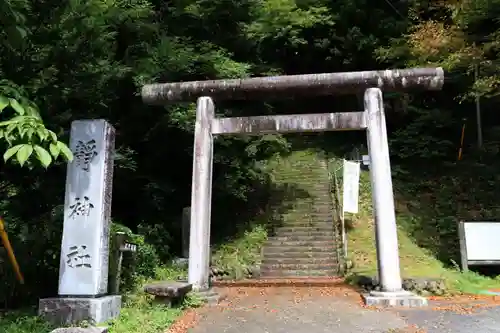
[110,223,161,292]
[212,224,268,279]
[0,312,54,333]
[106,304,183,333]
[0,81,72,168]
[327,154,500,294]
[0,0,29,50]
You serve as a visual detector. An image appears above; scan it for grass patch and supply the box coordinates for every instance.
[329,156,500,294]
[0,264,197,333]
[0,312,54,333]
[212,224,268,279]
[107,304,182,333]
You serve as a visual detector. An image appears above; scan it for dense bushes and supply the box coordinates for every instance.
[0,219,162,309]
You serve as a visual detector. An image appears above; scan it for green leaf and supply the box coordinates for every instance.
[57,141,73,162]
[5,123,17,137]
[36,128,48,142]
[18,125,28,138]
[0,96,9,111]
[0,115,25,126]
[16,144,33,166]
[34,145,52,168]
[48,130,57,142]
[26,128,35,140]
[26,105,41,119]
[15,26,27,39]
[3,144,23,162]
[49,143,60,159]
[9,98,25,115]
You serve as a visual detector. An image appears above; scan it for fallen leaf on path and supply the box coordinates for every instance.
[167,309,200,333]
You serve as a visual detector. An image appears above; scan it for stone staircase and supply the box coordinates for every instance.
[260,151,342,277]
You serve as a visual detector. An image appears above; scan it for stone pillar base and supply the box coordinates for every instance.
[50,328,108,333]
[362,290,427,307]
[39,295,122,325]
[194,288,226,306]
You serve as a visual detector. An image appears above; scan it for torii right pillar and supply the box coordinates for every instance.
[363,88,427,307]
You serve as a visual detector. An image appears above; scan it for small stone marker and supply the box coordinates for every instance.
[39,120,122,325]
[182,206,191,258]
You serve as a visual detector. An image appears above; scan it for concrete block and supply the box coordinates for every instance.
[362,290,428,307]
[39,295,121,325]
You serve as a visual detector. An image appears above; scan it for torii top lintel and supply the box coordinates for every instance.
[141,67,444,104]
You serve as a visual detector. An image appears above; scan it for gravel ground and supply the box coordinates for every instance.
[395,298,500,333]
[169,287,500,333]
[176,287,409,333]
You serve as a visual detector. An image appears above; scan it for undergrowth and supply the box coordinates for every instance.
[328,155,500,295]
[0,258,201,333]
[212,224,268,279]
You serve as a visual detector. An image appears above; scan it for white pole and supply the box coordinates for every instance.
[188,97,214,291]
[339,161,347,260]
[364,88,403,292]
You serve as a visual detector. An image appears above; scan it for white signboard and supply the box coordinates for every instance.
[463,222,500,261]
[342,160,360,214]
[362,155,370,166]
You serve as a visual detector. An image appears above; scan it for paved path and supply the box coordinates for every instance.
[397,298,500,333]
[184,287,500,333]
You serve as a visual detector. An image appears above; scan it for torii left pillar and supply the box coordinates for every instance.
[188,97,214,291]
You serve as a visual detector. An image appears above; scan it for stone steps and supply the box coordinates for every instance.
[274,217,332,222]
[269,235,333,242]
[259,269,336,277]
[263,251,335,259]
[269,231,333,237]
[273,222,332,228]
[273,226,334,233]
[263,245,335,254]
[277,203,332,210]
[265,239,334,247]
[261,262,337,269]
[261,257,337,265]
[260,151,340,278]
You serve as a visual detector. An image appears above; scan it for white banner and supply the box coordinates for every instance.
[342,160,360,214]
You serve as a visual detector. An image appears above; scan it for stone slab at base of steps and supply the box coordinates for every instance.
[192,289,227,306]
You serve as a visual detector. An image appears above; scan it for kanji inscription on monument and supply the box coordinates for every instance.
[75,139,98,171]
[58,119,115,296]
[66,245,92,268]
[68,196,94,218]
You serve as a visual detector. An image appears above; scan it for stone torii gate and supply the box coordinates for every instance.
[141,68,444,306]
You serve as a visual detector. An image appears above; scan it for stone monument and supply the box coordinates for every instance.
[39,119,121,325]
